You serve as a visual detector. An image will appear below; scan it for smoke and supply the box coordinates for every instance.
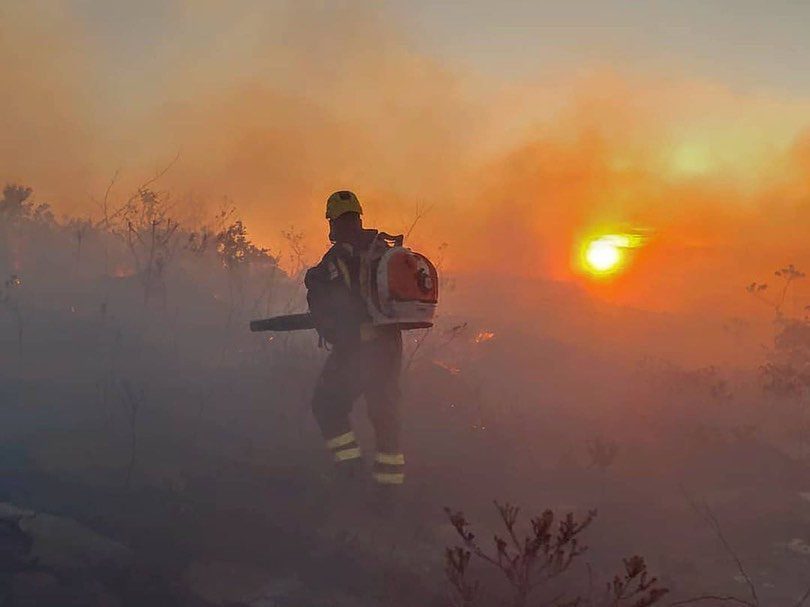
[4,0,810,319]
[0,3,100,206]
[457,74,810,315]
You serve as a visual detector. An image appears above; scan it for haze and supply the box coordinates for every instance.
[4,1,810,316]
[2,2,810,605]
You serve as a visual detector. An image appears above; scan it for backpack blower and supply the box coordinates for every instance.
[249,233,438,333]
[249,313,315,333]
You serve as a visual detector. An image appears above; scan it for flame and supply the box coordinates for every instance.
[474,330,495,344]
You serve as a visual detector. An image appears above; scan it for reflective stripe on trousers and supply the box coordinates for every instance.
[373,451,405,485]
[326,431,362,463]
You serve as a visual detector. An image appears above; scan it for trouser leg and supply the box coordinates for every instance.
[311,351,363,468]
[365,333,405,486]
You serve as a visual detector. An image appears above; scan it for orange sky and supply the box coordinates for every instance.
[3,2,810,317]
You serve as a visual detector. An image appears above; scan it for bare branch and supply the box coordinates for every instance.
[141,149,181,191]
[403,327,432,373]
[679,485,759,607]
[403,201,434,240]
[100,168,120,226]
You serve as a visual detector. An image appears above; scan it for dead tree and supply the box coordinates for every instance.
[116,188,180,307]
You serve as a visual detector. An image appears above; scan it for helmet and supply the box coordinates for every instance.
[326,190,362,220]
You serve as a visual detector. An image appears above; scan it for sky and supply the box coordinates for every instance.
[398,0,810,92]
[71,0,810,99]
[3,1,810,314]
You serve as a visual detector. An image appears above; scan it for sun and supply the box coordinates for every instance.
[581,233,641,276]
[585,239,622,273]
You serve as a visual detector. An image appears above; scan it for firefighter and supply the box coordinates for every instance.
[305,191,405,488]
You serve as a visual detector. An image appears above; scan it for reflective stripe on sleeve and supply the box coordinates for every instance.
[327,262,340,280]
[334,447,362,462]
[374,452,405,466]
[326,431,356,450]
[373,472,405,485]
[336,258,352,288]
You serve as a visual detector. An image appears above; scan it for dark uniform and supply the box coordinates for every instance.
[305,229,405,486]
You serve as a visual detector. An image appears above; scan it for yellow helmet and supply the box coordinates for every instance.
[326,190,363,220]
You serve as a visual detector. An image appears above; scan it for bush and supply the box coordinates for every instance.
[444,501,668,607]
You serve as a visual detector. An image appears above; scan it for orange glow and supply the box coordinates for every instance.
[113,265,134,278]
[5,4,810,318]
[474,331,495,344]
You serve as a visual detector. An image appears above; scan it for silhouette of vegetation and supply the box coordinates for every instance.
[119,379,144,490]
[114,187,181,306]
[587,437,620,473]
[748,265,810,396]
[0,273,23,360]
[748,265,810,456]
[746,264,806,318]
[678,486,810,607]
[0,184,53,224]
[444,502,668,607]
[216,218,273,269]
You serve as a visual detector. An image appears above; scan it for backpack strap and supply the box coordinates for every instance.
[359,232,400,320]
